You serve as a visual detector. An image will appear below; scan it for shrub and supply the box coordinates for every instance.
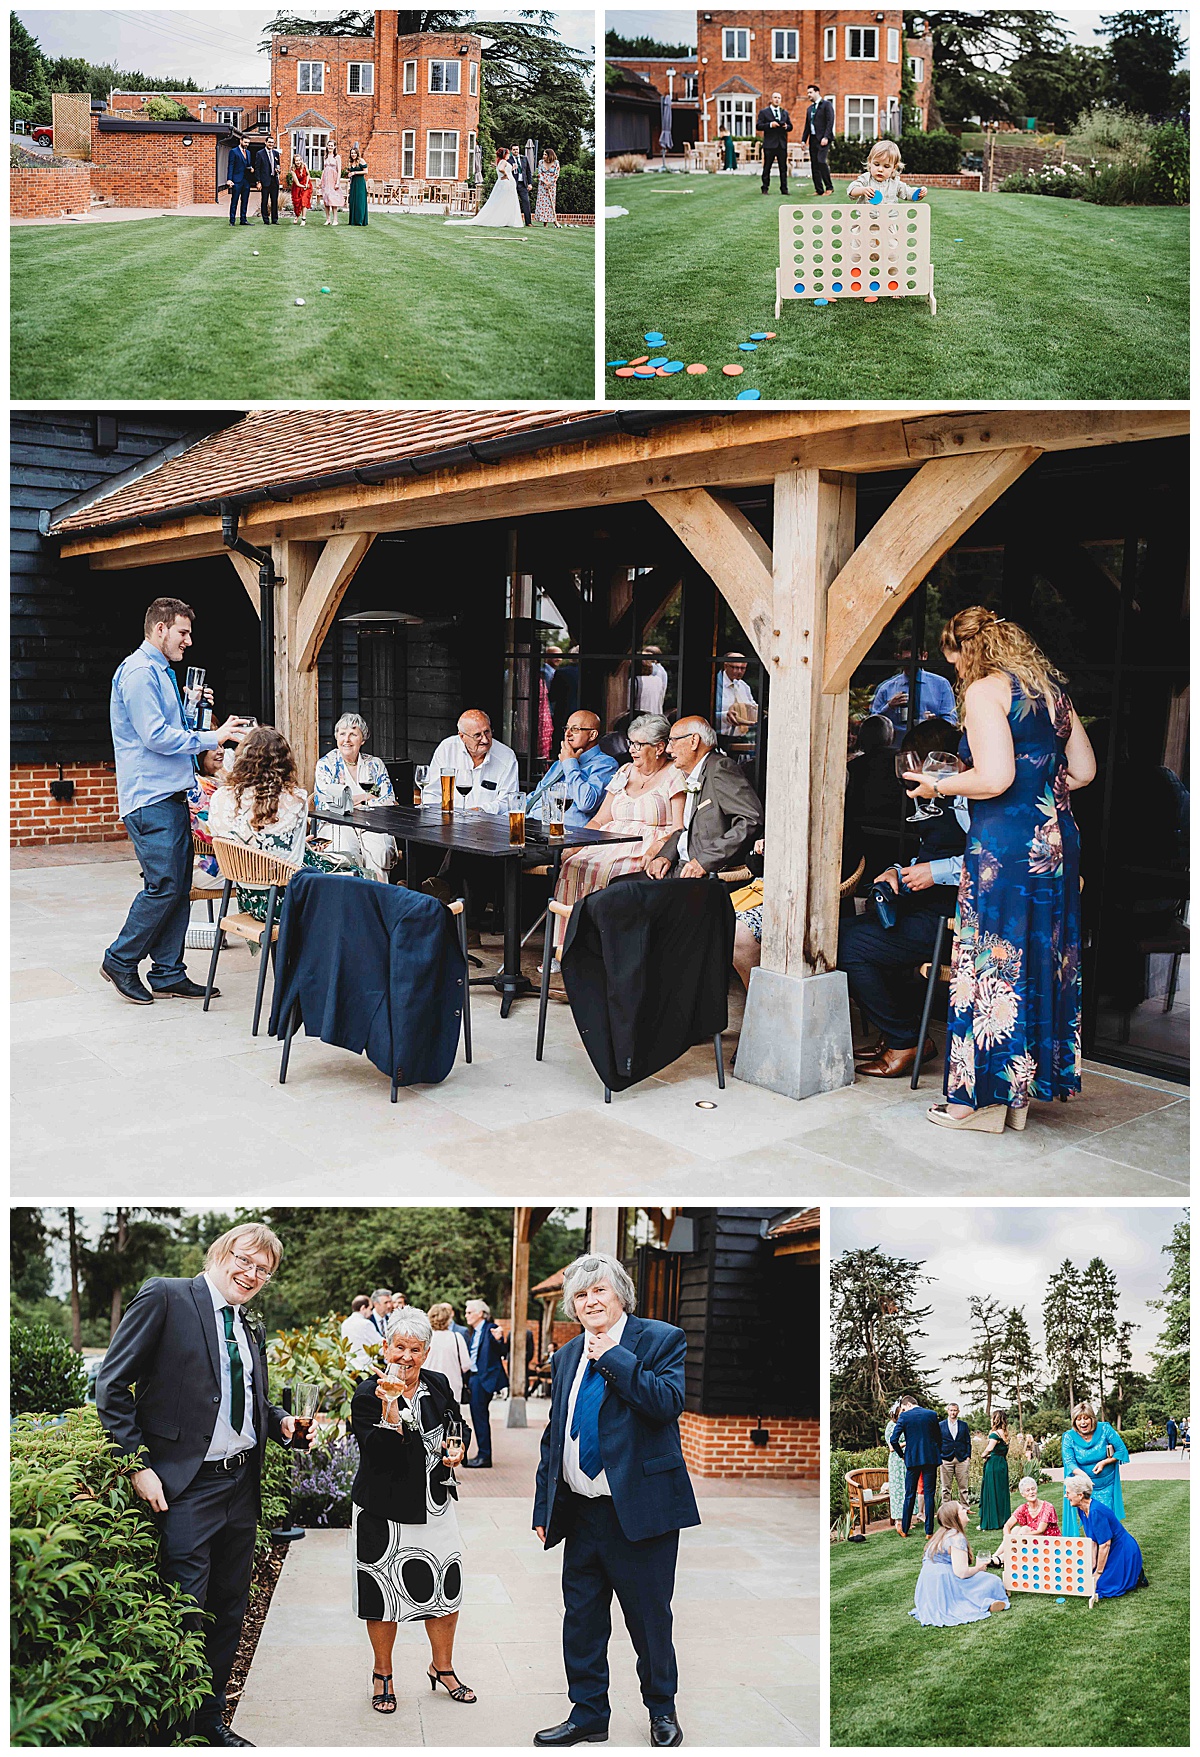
[267,1317,363,1425]
[11,1409,211,1745]
[292,1431,359,1527]
[1040,1433,1063,1468]
[258,1427,293,1557]
[1119,1423,1148,1457]
[610,153,646,174]
[1067,106,1149,159]
[11,1321,88,1416]
[830,1445,891,1521]
[1148,122,1189,204]
[143,97,191,122]
[829,130,962,175]
[11,89,36,123]
[1000,162,1087,198]
[555,162,594,214]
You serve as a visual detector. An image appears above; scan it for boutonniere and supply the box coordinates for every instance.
[396,1401,420,1432]
[684,775,704,792]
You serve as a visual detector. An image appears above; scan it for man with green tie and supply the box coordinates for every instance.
[96,1225,305,1747]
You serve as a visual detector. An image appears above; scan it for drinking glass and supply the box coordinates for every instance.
[440,769,456,812]
[183,665,206,730]
[442,1416,465,1481]
[920,751,962,820]
[455,778,474,811]
[290,1380,322,1450]
[413,764,429,807]
[895,752,931,824]
[507,793,527,846]
[376,1371,406,1430]
[548,788,566,840]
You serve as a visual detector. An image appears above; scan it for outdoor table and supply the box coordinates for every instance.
[310,802,641,1016]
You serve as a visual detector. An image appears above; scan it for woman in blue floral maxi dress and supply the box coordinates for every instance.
[902,607,1096,1134]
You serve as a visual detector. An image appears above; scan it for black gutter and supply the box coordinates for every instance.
[52,410,703,539]
[96,117,232,135]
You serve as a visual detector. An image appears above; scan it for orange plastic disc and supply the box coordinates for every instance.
[655,367,670,375]
[764,332,776,339]
[686,363,708,375]
[888,280,899,289]
[615,367,636,377]
[627,355,649,366]
[863,295,878,303]
[722,364,744,376]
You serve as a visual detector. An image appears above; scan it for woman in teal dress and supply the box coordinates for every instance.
[1063,1474,1147,1600]
[1060,1402,1130,1538]
[347,141,369,226]
[720,130,737,170]
[977,1413,1011,1531]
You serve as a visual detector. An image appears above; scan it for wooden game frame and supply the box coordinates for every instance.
[775,202,936,319]
[1001,1529,1095,1598]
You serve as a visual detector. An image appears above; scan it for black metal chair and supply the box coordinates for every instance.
[910,915,954,1089]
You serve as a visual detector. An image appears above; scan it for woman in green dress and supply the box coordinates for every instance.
[977,1412,1012,1531]
[347,141,369,227]
[720,130,737,171]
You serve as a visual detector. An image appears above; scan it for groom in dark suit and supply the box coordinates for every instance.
[508,144,533,226]
[225,135,252,226]
[96,1224,304,1746]
[533,1252,700,1749]
[890,1393,942,1537]
[802,83,836,194]
[756,90,792,193]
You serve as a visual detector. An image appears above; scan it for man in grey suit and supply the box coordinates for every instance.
[647,717,764,879]
[96,1224,304,1747]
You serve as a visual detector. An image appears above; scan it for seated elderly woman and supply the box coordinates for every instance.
[350,1308,473,1714]
[312,712,399,882]
[911,1502,1010,1627]
[999,1475,1061,1544]
[1062,1471,1148,1603]
[1060,1400,1130,1538]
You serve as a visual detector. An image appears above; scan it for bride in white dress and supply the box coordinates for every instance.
[445,152,524,229]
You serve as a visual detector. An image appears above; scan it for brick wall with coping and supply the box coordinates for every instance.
[89,116,216,206]
[11,764,127,845]
[10,164,92,218]
[680,1411,819,1479]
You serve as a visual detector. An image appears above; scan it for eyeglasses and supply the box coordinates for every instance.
[627,740,662,753]
[666,732,699,745]
[461,731,491,744]
[230,1251,273,1284]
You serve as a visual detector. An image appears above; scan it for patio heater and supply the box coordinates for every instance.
[221,501,280,723]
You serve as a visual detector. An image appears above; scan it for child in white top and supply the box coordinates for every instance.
[847,140,927,203]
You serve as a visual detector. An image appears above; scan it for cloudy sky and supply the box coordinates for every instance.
[19,9,595,88]
[831,1205,1186,1396]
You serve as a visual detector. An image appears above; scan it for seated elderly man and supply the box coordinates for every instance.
[646,717,764,880]
[422,710,519,813]
[527,710,618,829]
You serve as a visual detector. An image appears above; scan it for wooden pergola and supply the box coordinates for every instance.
[58,407,1186,1100]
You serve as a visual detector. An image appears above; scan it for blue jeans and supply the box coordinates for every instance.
[106,793,193,989]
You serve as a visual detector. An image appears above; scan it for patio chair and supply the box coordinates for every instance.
[188,834,218,922]
[202,839,299,1036]
[845,1467,893,1535]
[910,915,955,1089]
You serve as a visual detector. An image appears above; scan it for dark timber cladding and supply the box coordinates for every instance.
[677,1210,816,1421]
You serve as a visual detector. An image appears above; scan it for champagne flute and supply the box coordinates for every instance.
[413,763,429,807]
[442,1415,465,1483]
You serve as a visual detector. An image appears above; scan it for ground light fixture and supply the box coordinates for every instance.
[695,1100,717,1109]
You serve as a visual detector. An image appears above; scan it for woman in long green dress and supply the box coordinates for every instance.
[720,130,737,171]
[347,141,369,227]
[978,1413,1012,1531]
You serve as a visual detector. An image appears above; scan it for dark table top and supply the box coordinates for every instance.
[310,801,642,859]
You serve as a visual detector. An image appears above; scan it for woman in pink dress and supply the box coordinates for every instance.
[552,713,684,944]
[320,142,344,225]
[997,1475,1061,1548]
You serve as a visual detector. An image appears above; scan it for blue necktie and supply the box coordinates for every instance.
[571,1360,605,1480]
[166,664,188,726]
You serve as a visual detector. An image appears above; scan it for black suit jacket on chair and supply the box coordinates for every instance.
[757,106,792,147]
[96,1274,289,1502]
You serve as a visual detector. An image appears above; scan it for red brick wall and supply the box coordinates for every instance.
[11,763,127,845]
[109,91,267,128]
[90,119,217,205]
[680,1411,819,1479]
[10,164,92,217]
[696,11,909,137]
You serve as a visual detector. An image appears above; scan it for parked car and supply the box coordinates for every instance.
[32,125,53,145]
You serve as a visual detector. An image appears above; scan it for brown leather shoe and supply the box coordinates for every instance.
[857,1037,939,1079]
[854,1037,887,1064]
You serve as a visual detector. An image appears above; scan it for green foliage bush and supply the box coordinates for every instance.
[1002,123,1187,205]
[1147,123,1189,203]
[11,88,35,121]
[1040,1433,1063,1468]
[830,1445,890,1520]
[11,1321,88,1416]
[829,130,962,175]
[142,97,191,121]
[555,162,594,214]
[11,1409,211,1746]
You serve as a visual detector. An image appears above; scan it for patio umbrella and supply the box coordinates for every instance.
[524,138,536,181]
[659,93,673,169]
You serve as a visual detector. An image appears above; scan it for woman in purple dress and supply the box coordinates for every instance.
[911,1503,1009,1627]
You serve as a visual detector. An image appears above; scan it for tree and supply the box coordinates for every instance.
[1108,1321,1146,1429]
[1098,10,1188,116]
[67,1207,82,1352]
[999,1305,1038,1434]
[1042,1258,1088,1410]
[915,10,1072,123]
[1149,1215,1189,1413]
[77,1208,182,1337]
[1008,43,1109,131]
[1080,1256,1120,1420]
[527,1210,586,1304]
[10,1208,53,1304]
[604,31,694,58]
[830,1246,934,1448]
[945,1293,1007,1419]
[144,96,192,120]
[259,10,472,52]
[11,14,48,96]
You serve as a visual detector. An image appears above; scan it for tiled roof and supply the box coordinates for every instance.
[765,1208,820,1239]
[52,408,618,535]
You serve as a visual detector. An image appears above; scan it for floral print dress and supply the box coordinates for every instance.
[944,678,1083,1112]
[534,160,560,223]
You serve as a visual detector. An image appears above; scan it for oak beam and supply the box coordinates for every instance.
[295,533,375,672]
[272,539,322,788]
[226,550,262,615]
[647,489,774,665]
[823,446,1041,693]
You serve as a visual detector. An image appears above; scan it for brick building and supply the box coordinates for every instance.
[90,114,230,207]
[108,87,271,133]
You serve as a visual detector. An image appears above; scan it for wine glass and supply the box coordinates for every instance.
[375,1367,406,1431]
[895,752,931,824]
[920,751,962,819]
[442,1415,465,1482]
[455,778,473,811]
[413,763,429,807]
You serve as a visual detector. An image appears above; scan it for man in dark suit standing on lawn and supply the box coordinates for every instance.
[939,1400,972,1505]
[533,1252,699,1749]
[225,135,252,226]
[96,1223,306,1746]
[462,1297,508,1468]
[890,1393,942,1537]
[802,82,836,194]
[253,140,280,224]
[756,90,792,194]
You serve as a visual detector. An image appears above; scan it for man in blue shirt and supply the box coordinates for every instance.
[870,644,958,735]
[528,710,618,829]
[103,597,247,1005]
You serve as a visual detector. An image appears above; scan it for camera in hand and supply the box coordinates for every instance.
[871,872,907,930]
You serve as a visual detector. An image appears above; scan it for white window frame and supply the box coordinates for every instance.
[429,58,461,94]
[888,28,900,63]
[909,55,925,83]
[845,94,878,140]
[885,96,902,137]
[845,26,878,62]
[426,128,459,179]
[401,128,415,178]
[403,59,417,94]
[290,127,328,173]
[467,129,476,175]
[682,73,699,99]
[468,60,478,96]
[215,107,239,127]
[716,94,756,136]
[722,28,750,61]
[772,28,799,62]
[347,61,374,95]
[824,25,836,61]
[256,108,271,127]
[297,59,324,94]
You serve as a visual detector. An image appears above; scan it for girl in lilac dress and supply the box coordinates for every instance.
[911,1504,1009,1627]
[320,144,344,224]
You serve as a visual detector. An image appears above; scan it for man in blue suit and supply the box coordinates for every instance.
[225,136,251,227]
[890,1393,942,1537]
[462,1298,507,1468]
[533,1252,699,1749]
[1167,1416,1178,1451]
[253,140,280,224]
[939,1400,972,1506]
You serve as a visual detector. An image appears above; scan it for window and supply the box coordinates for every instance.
[845,94,878,139]
[216,107,239,127]
[885,96,902,137]
[429,59,461,94]
[772,28,798,61]
[846,26,878,60]
[466,129,476,177]
[256,108,270,127]
[824,25,836,60]
[908,55,925,83]
[426,129,459,178]
[468,60,478,95]
[722,28,749,60]
[401,128,415,178]
[297,60,323,94]
[682,73,699,99]
[347,61,373,95]
[716,94,755,136]
[403,59,416,94]
[290,127,328,172]
[888,27,900,62]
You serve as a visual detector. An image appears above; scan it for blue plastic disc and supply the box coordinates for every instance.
[738,342,757,351]
[953,237,964,242]
[793,283,805,293]
[813,297,828,306]
[749,331,769,340]
[646,356,668,367]
[869,189,883,204]
[869,281,880,291]
[736,388,761,400]
[661,361,685,373]
[831,282,843,291]
[632,368,656,378]
[643,331,665,344]
[607,359,628,367]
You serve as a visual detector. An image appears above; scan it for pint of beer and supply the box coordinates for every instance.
[440,769,456,812]
[548,788,566,839]
[507,792,527,846]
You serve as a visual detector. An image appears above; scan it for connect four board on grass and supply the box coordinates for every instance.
[1003,1531,1094,1597]
[775,203,936,319]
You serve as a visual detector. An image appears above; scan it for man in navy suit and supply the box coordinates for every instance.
[801,82,836,195]
[533,1252,699,1749]
[463,1297,507,1468]
[890,1393,942,1536]
[1167,1416,1178,1451]
[225,135,252,226]
[939,1400,972,1506]
[253,141,280,224]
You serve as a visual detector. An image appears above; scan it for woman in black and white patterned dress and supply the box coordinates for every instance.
[349,1309,473,1714]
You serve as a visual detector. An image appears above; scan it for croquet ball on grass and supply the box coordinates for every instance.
[295,297,306,306]
[251,249,260,256]
[320,286,331,294]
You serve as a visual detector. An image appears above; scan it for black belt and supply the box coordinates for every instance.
[199,1449,254,1475]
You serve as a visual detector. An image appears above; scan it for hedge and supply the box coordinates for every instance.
[829,130,962,175]
[11,1321,89,1416]
[556,162,594,215]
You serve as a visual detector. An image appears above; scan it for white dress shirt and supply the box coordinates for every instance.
[421,734,520,814]
[715,673,757,736]
[563,1311,628,1497]
[203,1273,258,1460]
[631,663,668,716]
[946,1418,959,1442]
[340,1311,383,1371]
[676,755,709,863]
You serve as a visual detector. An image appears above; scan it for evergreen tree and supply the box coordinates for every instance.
[999,1305,1039,1434]
[11,14,48,95]
[830,1246,934,1448]
[1080,1256,1120,1419]
[78,1208,182,1337]
[1042,1258,1088,1410]
[1108,1320,1146,1429]
[10,1208,52,1304]
[1148,1215,1189,1412]
[945,1293,1007,1419]
[1098,10,1188,115]
[914,10,1071,122]
[604,31,695,58]
[1007,42,1109,130]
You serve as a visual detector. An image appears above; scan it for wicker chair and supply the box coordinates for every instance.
[202,839,300,1036]
[189,833,220,921]
[846,1467,894,1535]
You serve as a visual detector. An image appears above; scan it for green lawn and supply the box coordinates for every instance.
[831,1480,1189,1746]
[11,215,595,398]
[604,177,1189,399]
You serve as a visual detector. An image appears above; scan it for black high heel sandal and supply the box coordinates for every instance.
[372,1671,397,1714]
[429,1666,477,1704]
